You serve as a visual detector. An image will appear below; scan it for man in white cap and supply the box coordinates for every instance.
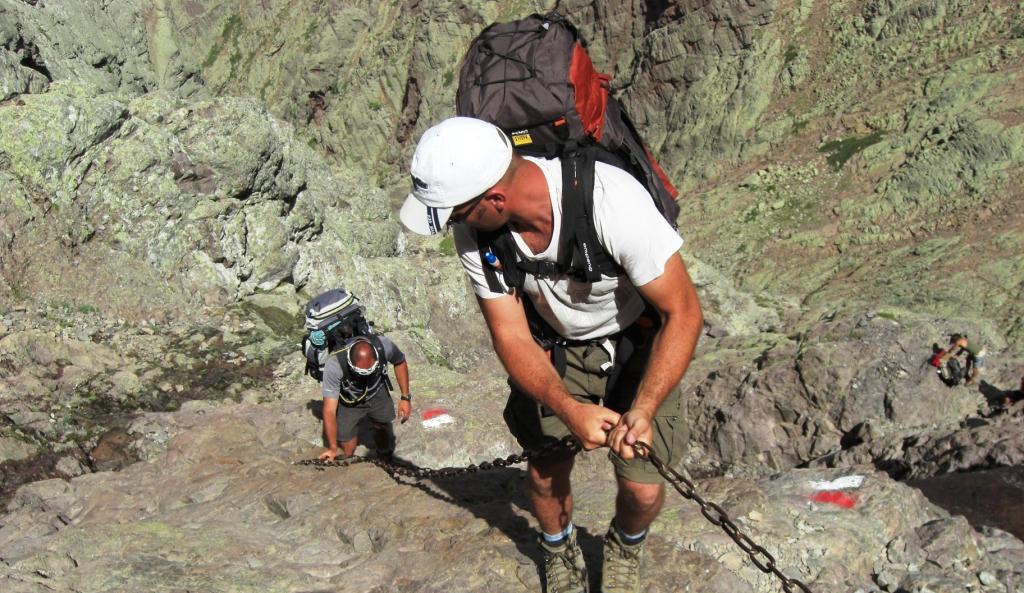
[401,116,702,593]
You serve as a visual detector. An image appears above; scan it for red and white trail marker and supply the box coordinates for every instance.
[807,474,864,509]
[421,408,454,429]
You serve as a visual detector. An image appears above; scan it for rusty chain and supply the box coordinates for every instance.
[292,435,580,476]
[294,437,813,593]
[631,441,814,593]
[293,455,373,470]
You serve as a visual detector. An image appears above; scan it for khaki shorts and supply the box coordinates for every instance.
[503,330,689,484]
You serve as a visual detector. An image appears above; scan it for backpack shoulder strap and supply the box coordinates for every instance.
[366,335,387,371]
[333,351,351,380]
[476,154,619,289]
[477,229,504,293]
[331,344,385,403]
[477,228,526,292]
[558,148,619,282]
[366,334,391,389]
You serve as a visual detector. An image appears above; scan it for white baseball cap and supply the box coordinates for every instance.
[400,117,514,235]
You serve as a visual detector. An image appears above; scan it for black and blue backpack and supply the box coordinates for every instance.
[302,288,381,383]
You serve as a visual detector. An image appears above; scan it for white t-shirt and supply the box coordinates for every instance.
[454,157,683,341]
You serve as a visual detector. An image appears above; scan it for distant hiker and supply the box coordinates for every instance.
[941,334,986,386]
[400,117,702,593]
[317,334,412,461]
[930,343,964,387]
[301,289,412,461]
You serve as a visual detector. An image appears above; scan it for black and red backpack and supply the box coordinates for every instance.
[456,12,680,294]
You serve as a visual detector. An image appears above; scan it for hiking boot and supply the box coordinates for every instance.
[601,525,644,593]
[539,529,588,593]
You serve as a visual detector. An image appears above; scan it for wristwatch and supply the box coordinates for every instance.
[400,394,412,402]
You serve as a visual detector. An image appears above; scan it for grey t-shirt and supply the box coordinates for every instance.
[321,335,405,401]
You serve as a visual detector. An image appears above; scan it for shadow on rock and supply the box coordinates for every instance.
[305,398,323,420]
[375,454,604,589]
[979,380,1019,409]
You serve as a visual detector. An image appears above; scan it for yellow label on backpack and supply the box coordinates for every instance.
[511,130,533,146]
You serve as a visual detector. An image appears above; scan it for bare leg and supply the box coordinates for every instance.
[613,476,665,534]
[371,421,394,453]
[527,456,575,534]
[340,437,358,457]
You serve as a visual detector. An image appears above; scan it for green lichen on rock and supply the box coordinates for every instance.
[0,0,158,95]
[673,0,1024,341]
[0,83,129,197]
[0,0,1021,418]
[627,14,782,191]
[819,131,886,170]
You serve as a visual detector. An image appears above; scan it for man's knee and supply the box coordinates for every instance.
[618,479,664,510]
[528,458,574,497]
[340,438,359,456]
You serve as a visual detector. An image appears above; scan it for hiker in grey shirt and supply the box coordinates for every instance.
[318,335,412,460]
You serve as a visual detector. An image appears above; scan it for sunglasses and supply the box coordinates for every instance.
[447,193,485,226]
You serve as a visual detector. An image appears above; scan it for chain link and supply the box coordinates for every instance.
[631,441,815,593]
[294,437,813,593]
[293,455,373,470]
[363,435,580,481]
[292,435,580,477]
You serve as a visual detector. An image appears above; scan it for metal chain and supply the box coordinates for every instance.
[294,437,813,593]
[631,441,815,593]
[293,455,373,470]
[367,435,581,480]
[292,435,580,476]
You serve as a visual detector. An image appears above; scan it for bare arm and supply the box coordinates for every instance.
[478,292,621,450]
[393,360,411,422]
[607,253,703,459]
[319,397,340,459]
[393,360,411,395]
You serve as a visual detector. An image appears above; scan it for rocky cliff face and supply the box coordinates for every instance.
[1,0,1023,591]
[4,0,1022,346]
